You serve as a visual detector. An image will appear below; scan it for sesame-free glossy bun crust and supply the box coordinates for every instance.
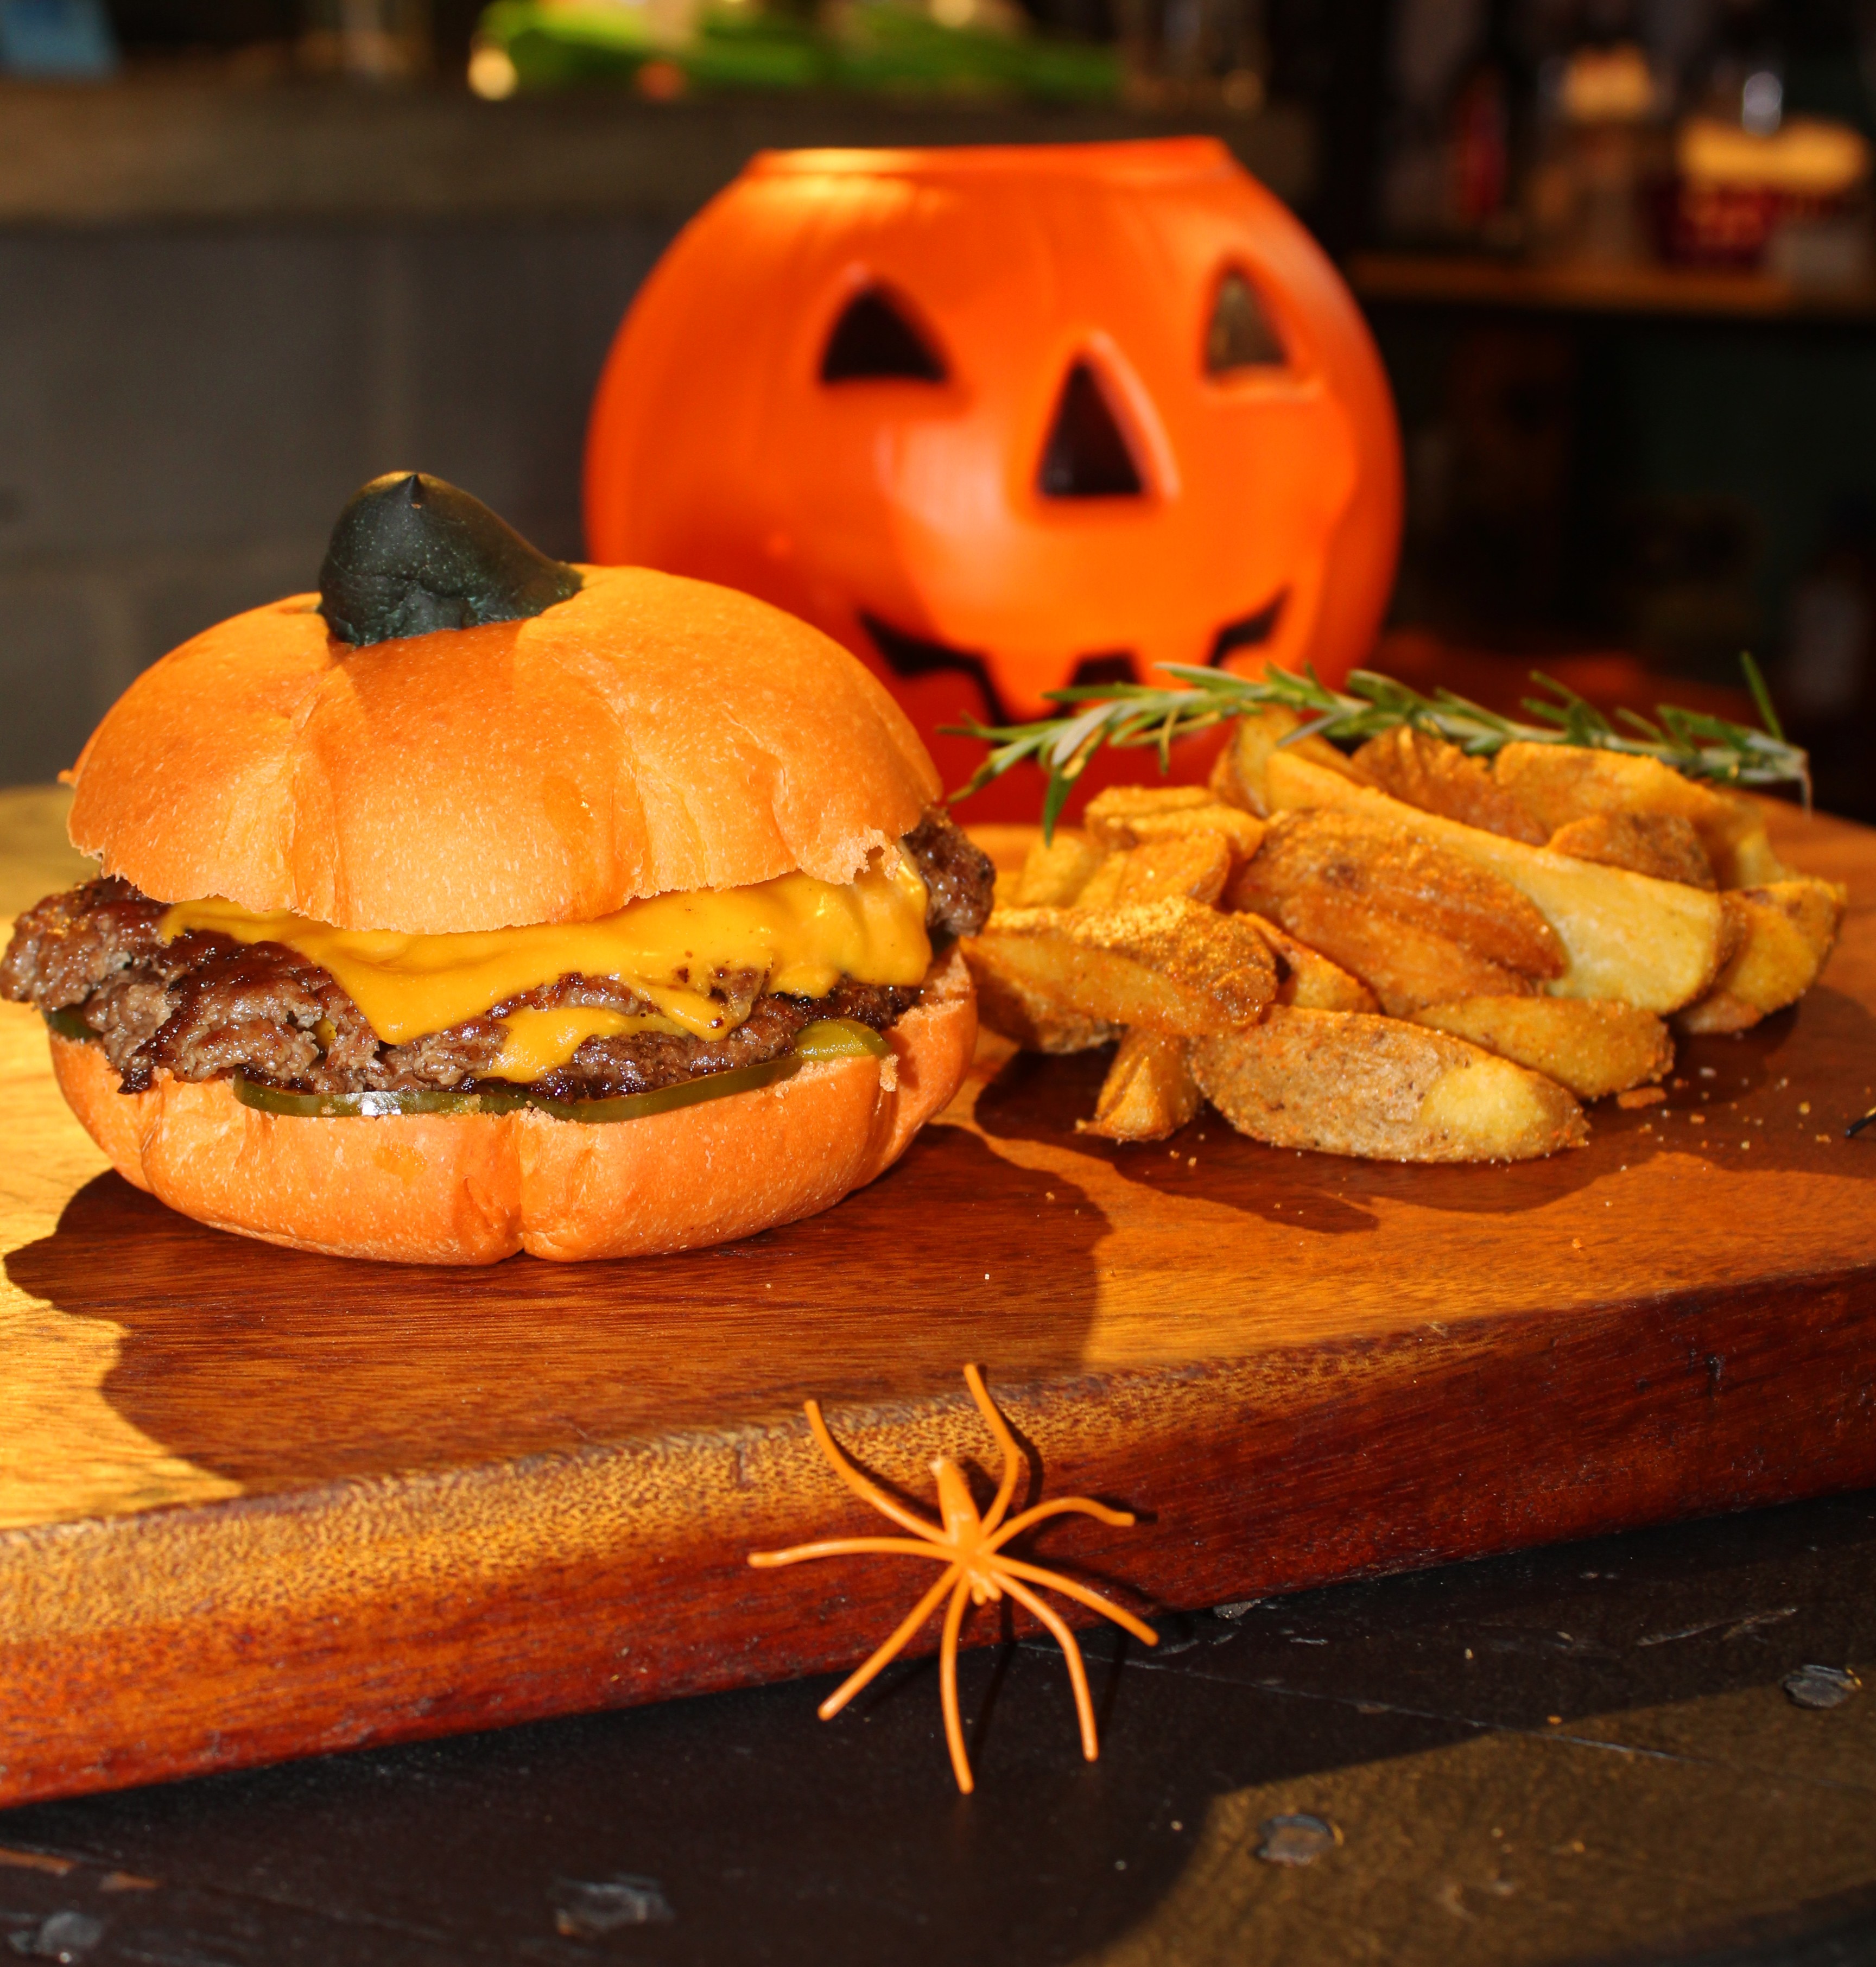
[66,566,941,934]
[51,950,975,1264]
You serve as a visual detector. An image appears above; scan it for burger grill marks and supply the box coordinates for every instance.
[1,809,994,1103]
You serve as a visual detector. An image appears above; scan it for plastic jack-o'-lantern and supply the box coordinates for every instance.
[585,138,1402,818]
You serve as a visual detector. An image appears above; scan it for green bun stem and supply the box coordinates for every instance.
[318,472,582,649]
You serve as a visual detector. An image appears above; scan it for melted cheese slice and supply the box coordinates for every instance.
[488,1007,687,1083]
[161,855,932,1054]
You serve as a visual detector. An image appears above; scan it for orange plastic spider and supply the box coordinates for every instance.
[748,1363,1158,1793]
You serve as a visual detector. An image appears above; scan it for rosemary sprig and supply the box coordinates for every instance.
[946,654,1809,835]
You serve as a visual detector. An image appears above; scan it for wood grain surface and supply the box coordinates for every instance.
[2,798,1873,1810]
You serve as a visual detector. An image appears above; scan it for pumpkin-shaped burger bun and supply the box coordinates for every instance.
[8,474,984,1264]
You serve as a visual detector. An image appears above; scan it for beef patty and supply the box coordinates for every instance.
[1,809,993,1102]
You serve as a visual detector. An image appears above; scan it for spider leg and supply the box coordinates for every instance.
[994,1556,1159,1647]
[749,1537,956,1569]
[802,1399,947,1543]
[817,1563,961,1723]
[963,1364,1023,1538]
[999,1573,1102,1763]
[938,1569,976,1794]
[986,1495,1137,1553]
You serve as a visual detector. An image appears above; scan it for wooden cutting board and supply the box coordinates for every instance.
[4,801,1874,1810]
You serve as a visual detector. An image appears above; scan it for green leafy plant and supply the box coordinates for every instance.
[947,655,1809,837]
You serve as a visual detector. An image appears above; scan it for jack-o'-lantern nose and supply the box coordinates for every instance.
[1037,363,1144,499]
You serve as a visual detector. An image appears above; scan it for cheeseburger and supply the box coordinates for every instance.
[1,474,991,1264]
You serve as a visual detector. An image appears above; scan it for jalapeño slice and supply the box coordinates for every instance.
[44,1006,96,1043]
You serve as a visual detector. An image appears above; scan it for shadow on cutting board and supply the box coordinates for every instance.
[5,1123,1107,1499]
[974,987,1876,1235]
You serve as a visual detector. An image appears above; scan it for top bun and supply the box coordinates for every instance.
[67,565,941,934]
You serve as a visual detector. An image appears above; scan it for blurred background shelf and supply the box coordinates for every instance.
[0,75,1313,225]
[1348,247,1876,321]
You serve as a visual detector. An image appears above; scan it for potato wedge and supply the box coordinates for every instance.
[966,900,1277,1039]
[1075,832,1233,911]
[1234,910,1379,1012]
[1208,705,1361,817]
[1190,1007,1587,1162]
[1672,989,1762,1036]
[1012,829,1107,909]
[1491,742,1786,888]
[961,934,1117,1053]
[1545,811,1715,889]
[1351,726,1549,843]
[1492,738,1731,833]
[1708,791,1791,888]
[1082,784,1210,825]
[1078,1029,1201,1142]
[1411,996,1672,1101]
[1083,784,1266,860]
[1249,892,1538,1017]
[1265,748,1727,1012]
[1230,808,1566,978]
[1674,877,1846,1033]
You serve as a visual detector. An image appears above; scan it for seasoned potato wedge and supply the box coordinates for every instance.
[961,937,1118,1053]
[1707,791,1790,888]
[1230,809,1567,979]
[965,900,1276,1040]
[1083,784,1266,860]
[1671,989,1762,1036]
[1412,996,1673,1101]
[1675,877,1846,1033]
[1012,829,1107,909]
[1082,784,1209,826]
[1264,748,1727,1012]
[1545,811,1715,889]
[1351,726,1549,843]
[1076,832,1233,911]
[1491,742,1788,889]
[1234,910,1379,1013]
[1078,1029,1201,1142]
[1190,1007,1588,1162]
[1208,705,1361,817]
[1250,890,1537,1016]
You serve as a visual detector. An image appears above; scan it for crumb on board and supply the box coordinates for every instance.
[1617,1087,1666,1110]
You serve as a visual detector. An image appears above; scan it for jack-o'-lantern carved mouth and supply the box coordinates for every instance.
[860,592,1286,728]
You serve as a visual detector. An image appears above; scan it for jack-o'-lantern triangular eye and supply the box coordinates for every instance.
[1207,271,1285,372]
[1038,363,1144,499]
[821,289,947,383]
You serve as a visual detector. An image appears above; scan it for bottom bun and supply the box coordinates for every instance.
[52,948,976,1265]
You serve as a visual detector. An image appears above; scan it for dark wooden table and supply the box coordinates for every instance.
[1,1486,1872,1965]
